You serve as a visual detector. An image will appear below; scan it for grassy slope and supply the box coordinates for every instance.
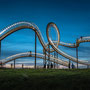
[0,69,90,90]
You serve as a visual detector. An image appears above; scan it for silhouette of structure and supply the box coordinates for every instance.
[0,21,90,69]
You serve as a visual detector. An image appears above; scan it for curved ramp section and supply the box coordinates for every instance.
[0,52,68,67]
[46,22,90,65]
[0,21,90,65]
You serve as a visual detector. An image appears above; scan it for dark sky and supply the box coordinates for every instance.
[0,0,90,63]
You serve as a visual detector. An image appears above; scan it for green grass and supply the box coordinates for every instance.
[0,69,90,90]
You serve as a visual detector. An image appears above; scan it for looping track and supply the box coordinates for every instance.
[0,21,90,66]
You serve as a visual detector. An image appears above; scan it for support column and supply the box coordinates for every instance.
[54,51,56,69]
[14,59,15,69]
[48,43,50,69]
[35,32,37,69]
[69,59,71,69]
[0,41,1,58]
[87,65,89,69]
[43,49,46,69]
[76,47,78,69]
[0,40,2,68]
[22,64,24,69]
[11,64,13,69]
[30,51,32,56]
[57,52,58,69]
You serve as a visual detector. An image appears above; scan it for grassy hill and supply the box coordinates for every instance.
[0,69,90,90]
